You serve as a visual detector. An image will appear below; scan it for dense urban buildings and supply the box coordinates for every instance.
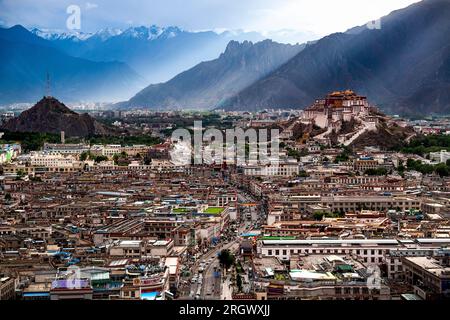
[1,90,450,301]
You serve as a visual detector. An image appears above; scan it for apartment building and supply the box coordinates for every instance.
[243,161,299,177]
[0,276,15,300]
[258,238,450,265]
[402,256,450,299]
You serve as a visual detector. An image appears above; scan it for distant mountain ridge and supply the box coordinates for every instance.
[118,39,304,110]
[0,24,269,104]
[1,96,114,137]
[0,25,144,104]
[222,0,450,116]
[30,25,267,84]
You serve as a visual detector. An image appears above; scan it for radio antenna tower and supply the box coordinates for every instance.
[45,71,51,98]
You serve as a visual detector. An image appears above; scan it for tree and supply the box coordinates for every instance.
[334,147,352,163]
[218,249,235,270]
[435,163,449,177]
[297,170,309,178]
[236,274,243,292]
[94,155,108,163]
[15,169,25,180]
[364,168,388,176]
[80,151,90,161]
[313,212,326,221]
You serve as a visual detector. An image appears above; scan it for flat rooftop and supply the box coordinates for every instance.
[404,256,450,277]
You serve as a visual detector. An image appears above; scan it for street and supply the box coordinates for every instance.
[179,190,264,300]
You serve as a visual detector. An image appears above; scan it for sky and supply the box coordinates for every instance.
[0,0,420,42]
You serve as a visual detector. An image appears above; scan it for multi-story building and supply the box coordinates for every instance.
[243,161,299,177]
[402,256,450,299]
[43,143,90,155]
[0,276,15,300]
[429,150,450,164]
[302,90,370,129]
[258,238,450,266]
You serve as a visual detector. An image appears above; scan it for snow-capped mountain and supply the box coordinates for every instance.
[120,25,182,40]
[30,27,93,41]
[27,25,266,84]
[30,25,184,43]
[90,28,123,41]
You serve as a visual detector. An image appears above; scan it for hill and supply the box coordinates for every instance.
[1,97,114,137]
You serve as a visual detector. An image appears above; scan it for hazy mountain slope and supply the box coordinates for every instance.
[33,26,266,84]
[0,25,144,104]
[223,0,450,115]
[119,40,304,110]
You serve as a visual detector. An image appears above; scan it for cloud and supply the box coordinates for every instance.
[85,2,98,10]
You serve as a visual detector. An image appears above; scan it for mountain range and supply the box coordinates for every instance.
[29,26,266,84]
[0,25,267,105]
[119,40,305,110]
[222,0,450,116]
[1,0,450,116]
[0,25,143,104]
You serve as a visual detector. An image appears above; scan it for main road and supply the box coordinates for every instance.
[200,240,239,300]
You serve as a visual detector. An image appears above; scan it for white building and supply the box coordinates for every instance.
[429,150,450,163]
[243,160,299,177]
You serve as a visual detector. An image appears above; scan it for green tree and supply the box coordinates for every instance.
[236,274,243,292]
[297,170,309,178]
[364,168,388,176]
[16,169,25,179]
[113,154,119,164]
[435,163,449,177]
[218,249,235,270]
[79,151,90,161]
[94,155,108,163]
[313,211,326,221]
